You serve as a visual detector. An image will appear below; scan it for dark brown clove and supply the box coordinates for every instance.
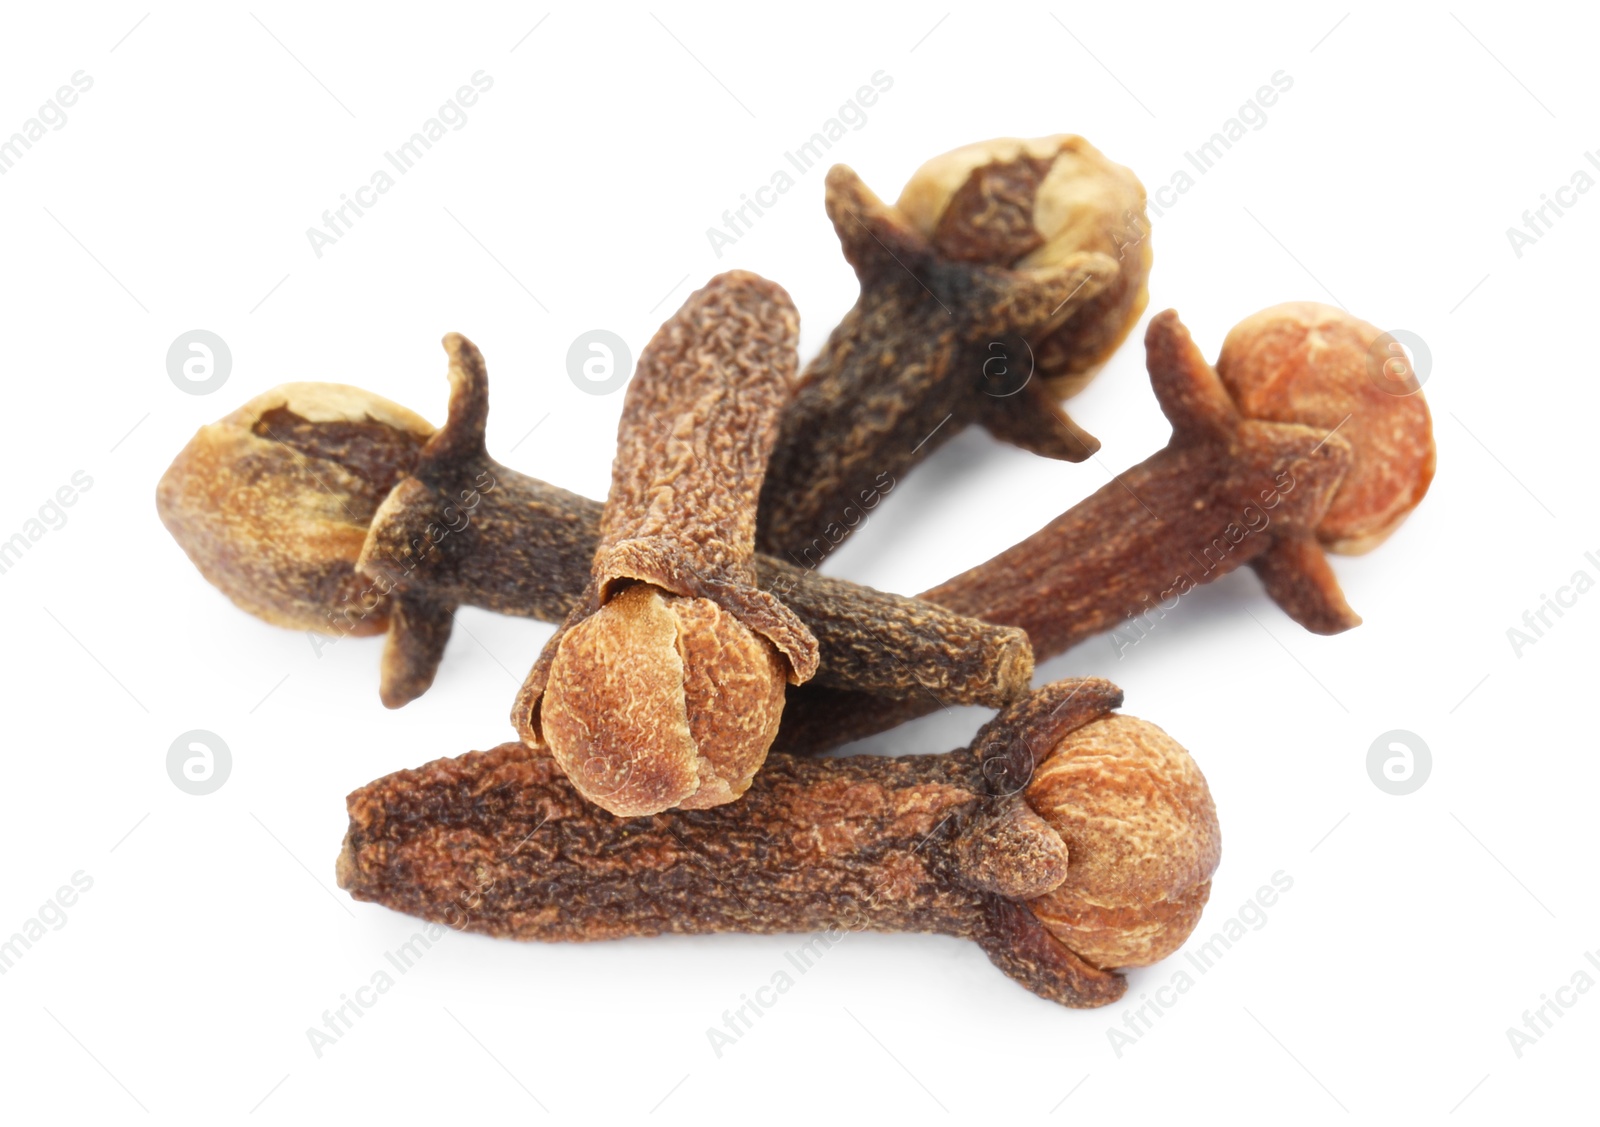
[773,305,1435,753]
[896,134,1153,399]
[337,679,1222,1009]
[157,336,1032,717]
[755,137,1148,560]
[512,272,818,815]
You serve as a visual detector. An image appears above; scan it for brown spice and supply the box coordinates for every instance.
[155,384,432,636]
[896,134,1153,398]
[773,304,1435,754]
[156,312,1032,718]
[1216,302,1436,555]
[755,139,1145,559]
[514,271,821,815]
[337,678,1221,1009]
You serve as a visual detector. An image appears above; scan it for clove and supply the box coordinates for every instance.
[157,330,1032,716]
[773,304,1435,753]
[756,135,1150,560]
[512,271,818,815]
[337,679,1221,1009]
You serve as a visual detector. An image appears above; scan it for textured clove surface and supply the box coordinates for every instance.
[1216,302,1436,555]
[338,680,1221,1008]
[516,272,821,815]
[160,341,1033,715]
[755,160,1121,560]
[896,134,1152,399]
[773,309,1360,754]
[157,384,433,636]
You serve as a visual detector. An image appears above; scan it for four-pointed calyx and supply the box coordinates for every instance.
[895,134,1153,400]
[755,160,1122,559]
[1215,302,1436,556]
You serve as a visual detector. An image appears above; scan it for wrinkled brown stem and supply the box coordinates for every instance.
[755,165,1117,560]
[337,680,1144,1008]
[359,326,1031,715]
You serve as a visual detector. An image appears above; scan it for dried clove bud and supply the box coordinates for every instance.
[775,304,1436,753]
[1216,302,1436,555]
[755,136,1147,559]
[514,271,821,815]
[337,679,1221,1009]
[896,134,1152,398]
[157,340,1032,714]
[156,384,433,636]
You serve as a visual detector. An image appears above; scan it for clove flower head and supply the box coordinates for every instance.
[516,271,818,817]
[1020,713,1221,969]
[156,383,433,635]
[895,134,1152,397]
[1217,302,1436,555]
[539,582,789,814]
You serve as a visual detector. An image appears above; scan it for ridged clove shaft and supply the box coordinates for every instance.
[772,309,1362,754]
[338,679,1221,1009]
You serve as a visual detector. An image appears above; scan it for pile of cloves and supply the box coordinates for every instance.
[158,134,1435,1009]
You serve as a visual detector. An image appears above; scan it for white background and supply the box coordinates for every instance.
[0,2,1593,1123]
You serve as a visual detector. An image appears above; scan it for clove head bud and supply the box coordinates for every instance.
[156,383,433,635]
[1022,714,1221,969]
[1216,302,1436,555]
[539,583,788,817]
[895,134,1151,397]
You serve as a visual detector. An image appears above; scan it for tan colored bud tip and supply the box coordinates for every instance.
[896,134,1151,395]
[539,584,788,818]
[1023,715,1221,970]
[156,383,434,634]
[1216,302,1436,555]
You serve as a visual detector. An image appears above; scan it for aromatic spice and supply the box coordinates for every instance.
[896,134,1153,398]
[338,679,1221,1009]
[1216,302,1436,554]
[157,336,1033,713]
[756,136,1150,558]
[514,272,820,815]
[155,384,433,636]
[774,305,1435,753]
